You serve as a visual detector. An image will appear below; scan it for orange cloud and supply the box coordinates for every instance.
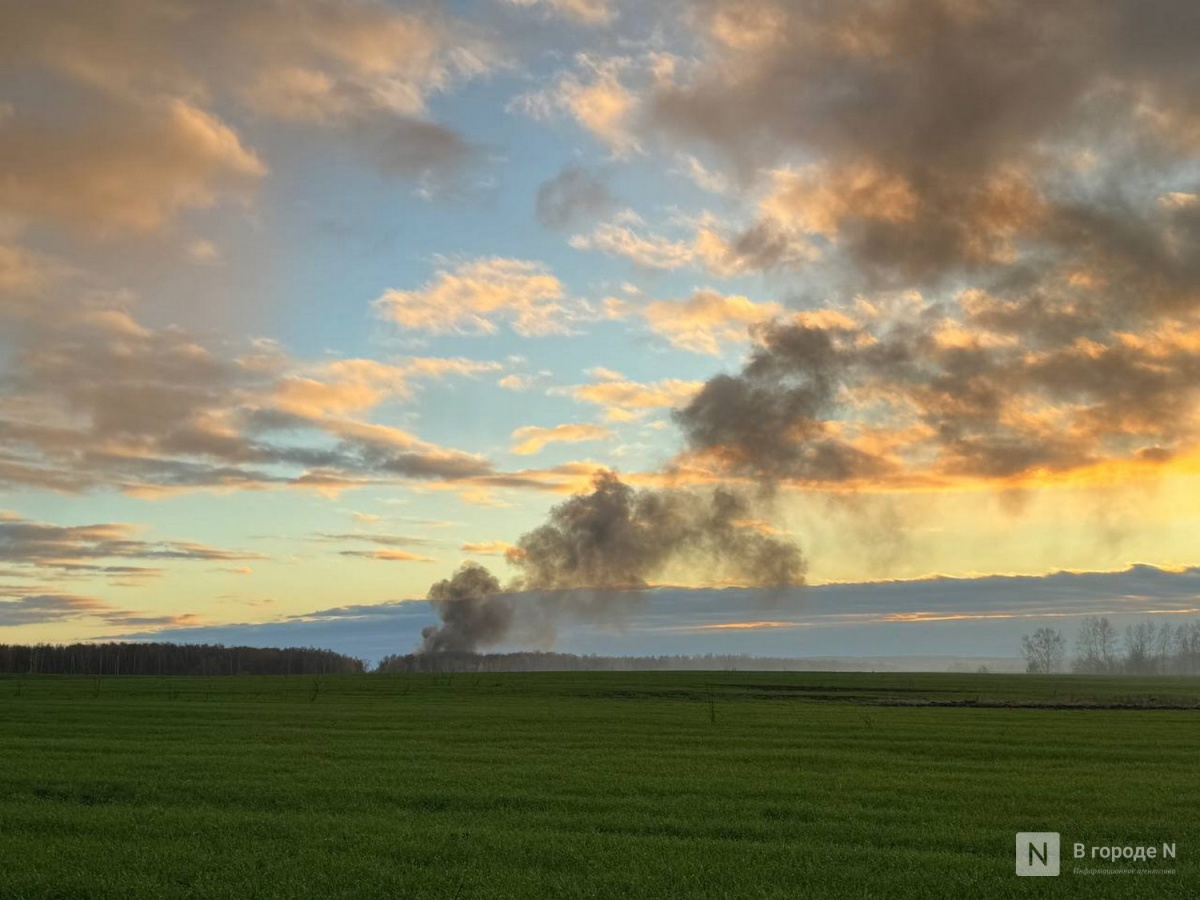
[506,0,614,25]
[510,423,611,455]
[460,540,517,555]
[517,55,640,155]
[692,620,800,630]
[642,290,783,354]
[339,549,437,562]
[374,258,570,336]
[561,371,703,422]
[0,99,265,235]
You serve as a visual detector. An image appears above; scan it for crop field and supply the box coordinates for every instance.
[0,671,1197,899]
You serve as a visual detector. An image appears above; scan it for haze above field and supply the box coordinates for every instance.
[1,0,1198,653]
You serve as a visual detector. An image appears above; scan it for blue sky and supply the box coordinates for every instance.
[1,0,1199,658]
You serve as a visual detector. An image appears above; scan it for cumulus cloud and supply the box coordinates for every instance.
[642,0,1200,294]
[558,369,704,422]
[270,357,500,418]
[514,54,642,155]
[641,290,783,354]
[569,218,694,269]
[568,210,798,276]
[374,258,573,337]
[2,0,494,120]
[0,0,495,236]
[499,0,1187,498]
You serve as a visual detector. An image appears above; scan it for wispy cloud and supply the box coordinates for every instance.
[510,423,611,455]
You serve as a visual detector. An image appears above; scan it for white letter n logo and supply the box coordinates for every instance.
[1016,833,1060,876]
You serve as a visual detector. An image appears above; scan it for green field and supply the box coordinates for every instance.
[0,672,1196,898]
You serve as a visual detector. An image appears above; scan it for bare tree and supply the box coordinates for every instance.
[1073,616,1120,674]
[1175,622,1200,675]
[1124,621,1158,674]
[1022,627,1066,674]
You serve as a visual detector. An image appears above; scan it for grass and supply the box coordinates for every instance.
[0,671,1197,898]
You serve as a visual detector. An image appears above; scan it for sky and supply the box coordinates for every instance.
[1,0,1198,659]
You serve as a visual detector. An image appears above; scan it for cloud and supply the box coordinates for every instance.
[0,588,201,628]
[559,370,704,422]
[4,0,496,119]
[460,540,517,555]
[423,460,618,505]
[642,0,1200,296]
[0,242,62,296]
[0,299,501,495]
[374,258,572,336]
[269,357,500,418]
[505,0,615,25]
[0,515,265,573]
[0,99,266,236]
[672,298,1200,488]
[497,373,547,392]
[338,549,437,562]
[568,211,791,276]
[641,289,783,354]
[368,118,481,186]
[0,593,115,627]
[0,0,496,235]
[675,154,731,195]
[315,532,434,548]
[514,54,642,155]
[510,423,612,455]
[535,165,615,229]
[569,218,694,269]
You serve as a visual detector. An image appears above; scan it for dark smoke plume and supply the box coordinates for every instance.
[512,470,804,590]
[417,470,805,653]
[419,562,509,654]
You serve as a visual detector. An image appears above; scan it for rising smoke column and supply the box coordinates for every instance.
[419,561,509,654]
[512,470,804,589]
[417,470,806,653]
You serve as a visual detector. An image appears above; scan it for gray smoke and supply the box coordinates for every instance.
[419,562,510,654]
[535,165,614,230]
[417,470,806,653]
[673,306,1200,486]
[512,469,804,590]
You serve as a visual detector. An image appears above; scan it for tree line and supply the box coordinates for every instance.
[0,642,365,676]
[1020,617,1200,675]
[375,651,907,673]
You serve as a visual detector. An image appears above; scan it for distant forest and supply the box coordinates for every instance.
[0,642,365,676]
[374,651,961,674]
